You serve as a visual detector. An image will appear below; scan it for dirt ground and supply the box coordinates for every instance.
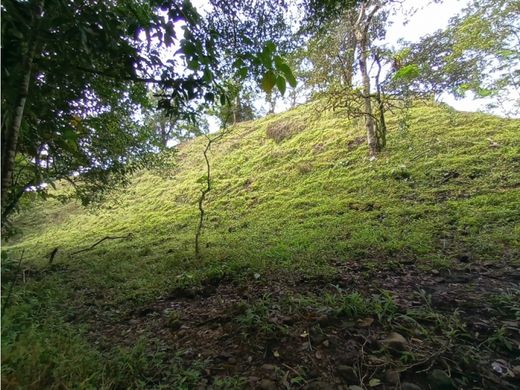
[83,260,520,389]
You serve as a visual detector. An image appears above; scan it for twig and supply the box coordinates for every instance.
[1,249,25,318]
[282,363,309,384]
[194,112,232,258]
[70,233,133,256]
[47,247,59,264]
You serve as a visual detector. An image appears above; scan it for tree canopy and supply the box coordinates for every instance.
[1,0,296,224]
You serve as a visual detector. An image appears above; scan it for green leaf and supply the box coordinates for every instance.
[265,40,276,54]
[236,67,248,79]
[278,63,297,88]
[63,128,77,141]
[233,58,245,68]
[182,41,197,56]
[187,58,200,71]
[204,92,215,103]
[393,64,420,81]
[274,55,284,69]
[276,75,286,96]
[203,68,213,83]
[261,71,277,93]
[259,50,273,69]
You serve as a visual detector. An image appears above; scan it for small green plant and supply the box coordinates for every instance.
[213,376,248,389]
[489,289,520,320]
[235,295,278,335]
[165,309,182,330]
[372,290,398,322]
[485,326,514,351]
[324,290,369,318]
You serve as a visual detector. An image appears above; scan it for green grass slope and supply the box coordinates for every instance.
[2,101,520,388]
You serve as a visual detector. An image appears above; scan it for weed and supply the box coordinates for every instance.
[213,376,248,389]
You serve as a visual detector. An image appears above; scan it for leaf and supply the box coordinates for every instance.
[265,40,276,54]
[278,63,297,87]
[276,75,286,95]
[368,378,381,387]
[203,68,213,83]
[233,58,244,68]
[259,50,272,69]
[274,55,284,69]
[204,92,215,103]
[220,93,227,106]
[187,59,199,71]
[393,64,420,81]
[236,67,248,79]
[261,71,277,93]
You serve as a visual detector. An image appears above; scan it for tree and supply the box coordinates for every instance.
[302,0,392,157]
[395,0,519,115]
[1,0,296,225]
[1,0,159,223]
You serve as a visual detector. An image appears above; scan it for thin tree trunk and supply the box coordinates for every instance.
[374,53,387,149]
[195,136,212,258]
[1,47,36,212]
[1,0,43,214]
[354,2,380,158]
[358,39,378,157]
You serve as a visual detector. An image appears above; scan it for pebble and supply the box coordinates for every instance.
[430,369,454,389]
[259,379,277,390]
[337,365,357,384]
[381,332,408,351]
[384,369,400,384]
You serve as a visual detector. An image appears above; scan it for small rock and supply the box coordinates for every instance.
[430,369,454,389]
[358,317,374,327]
[248,376,259,383]
[307,369,320,379]
[259,379,277,390]
[305,381,335,390]
[401,383,422,390]
[311,333,326,344]
[322,340,330,347]
[337,365,357,384]
[348,386,363,390]
[382,332,408,351]
[261,364,277,372]
[384,369,399,385]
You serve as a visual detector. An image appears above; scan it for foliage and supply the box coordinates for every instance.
[1,0,297,226]
[398,0,520,114]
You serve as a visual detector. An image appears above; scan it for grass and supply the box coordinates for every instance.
[2,99,520,388]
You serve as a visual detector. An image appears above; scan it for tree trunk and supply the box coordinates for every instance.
[1,48,36,212]
[358,39,378,158]
[374,53,387,149]
[354,2,380,158]
[1,0,43,215]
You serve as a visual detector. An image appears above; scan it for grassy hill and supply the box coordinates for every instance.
[2,101,520,389]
